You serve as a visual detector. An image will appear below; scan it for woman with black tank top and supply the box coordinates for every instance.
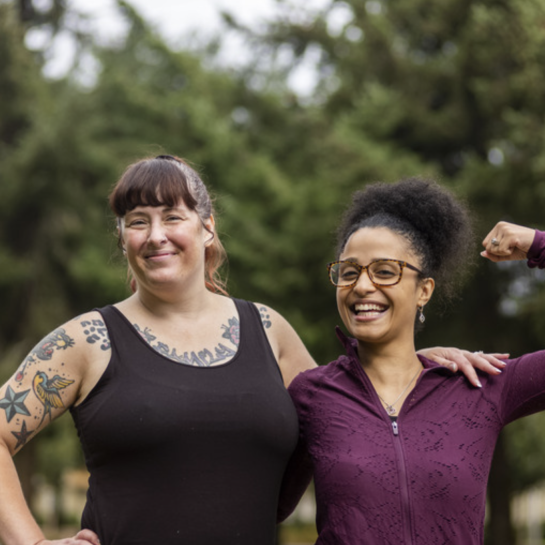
[0,156,505,545]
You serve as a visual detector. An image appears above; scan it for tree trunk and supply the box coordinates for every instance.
[18,0,35,23]
[485,431,516,545]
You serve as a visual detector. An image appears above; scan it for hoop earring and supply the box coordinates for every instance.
[418,305,426,324]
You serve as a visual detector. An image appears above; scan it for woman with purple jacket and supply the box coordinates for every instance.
[279,177,545,544]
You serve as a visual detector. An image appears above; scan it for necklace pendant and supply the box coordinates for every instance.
[386,405,396,416]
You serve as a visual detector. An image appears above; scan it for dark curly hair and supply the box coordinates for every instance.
[336,177,474,300]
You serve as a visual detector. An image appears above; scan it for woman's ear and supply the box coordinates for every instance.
[418,277,435,307]
[204,215,216,245]
[117,217,126,253]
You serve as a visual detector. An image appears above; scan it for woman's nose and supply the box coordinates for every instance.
[353,268,376,293]
[148,221,168,244]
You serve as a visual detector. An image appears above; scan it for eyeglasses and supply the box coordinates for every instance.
[327,259,424,288]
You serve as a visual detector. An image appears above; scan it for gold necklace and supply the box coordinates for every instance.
[377,367,422,416]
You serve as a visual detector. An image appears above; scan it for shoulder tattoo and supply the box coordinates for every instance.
[80,319,111,351]
[259,306,272,329]
[15,327,75,383]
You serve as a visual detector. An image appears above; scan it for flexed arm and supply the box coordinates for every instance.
[479,222,545,422]
[481,221,538,263]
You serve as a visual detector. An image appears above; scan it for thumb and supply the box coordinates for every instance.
[75,529,101,545]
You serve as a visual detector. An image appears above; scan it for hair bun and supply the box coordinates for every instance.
[337,177,474,300]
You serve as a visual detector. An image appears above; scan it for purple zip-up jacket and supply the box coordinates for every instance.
[278,231,545,545]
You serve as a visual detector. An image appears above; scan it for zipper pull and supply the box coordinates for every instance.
[392,420,399,436]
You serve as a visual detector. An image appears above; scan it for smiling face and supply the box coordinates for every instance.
[336,226,434,349]
[120,200,213,293]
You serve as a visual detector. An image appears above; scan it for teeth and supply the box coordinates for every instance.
[355,304,385,312]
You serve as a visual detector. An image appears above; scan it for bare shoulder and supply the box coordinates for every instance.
[66,310,112,402]
[69,310,112,353]
[0,311,111,454]
[253,303,317,387]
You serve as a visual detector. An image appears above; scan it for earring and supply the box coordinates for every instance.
[418,305,426,324]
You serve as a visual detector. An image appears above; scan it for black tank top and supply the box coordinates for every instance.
[70,299,299,545]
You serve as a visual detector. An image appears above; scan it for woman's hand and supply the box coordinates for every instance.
[481,221,536,263]
[35,530,101,545]
[417,346,508,388]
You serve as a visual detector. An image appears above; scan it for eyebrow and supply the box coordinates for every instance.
[341,257,394,263]
[125,205,186,216]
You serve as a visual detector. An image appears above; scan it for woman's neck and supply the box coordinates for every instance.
[357,338,423,389]
[357,339,423,416]
[128,282,218,320]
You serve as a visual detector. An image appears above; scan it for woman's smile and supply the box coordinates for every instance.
[352,300,389,321]
[145,250,178,261]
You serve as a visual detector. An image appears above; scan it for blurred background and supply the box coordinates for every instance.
[1,0,545,543]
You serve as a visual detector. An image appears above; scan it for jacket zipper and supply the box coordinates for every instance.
[352,359,425,544]
[390,418,413,544]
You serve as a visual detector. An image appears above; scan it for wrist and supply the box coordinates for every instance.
[527,230,545,269]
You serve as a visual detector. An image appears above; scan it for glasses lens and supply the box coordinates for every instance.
[330,262,360,286]
[368,260,401,285]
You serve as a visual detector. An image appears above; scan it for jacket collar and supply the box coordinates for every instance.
[334,326,450,373]
[335,326,359,359]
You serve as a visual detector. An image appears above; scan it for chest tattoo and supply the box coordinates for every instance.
[133,315,241,367]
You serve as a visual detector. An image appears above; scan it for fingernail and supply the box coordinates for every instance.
[476,380,482,388]
[450,364,457,371]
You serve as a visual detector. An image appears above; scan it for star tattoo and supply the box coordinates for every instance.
[0,386,31,423]
[11,420,33,450]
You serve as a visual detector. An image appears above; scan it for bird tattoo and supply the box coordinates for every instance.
[32,372,74,426]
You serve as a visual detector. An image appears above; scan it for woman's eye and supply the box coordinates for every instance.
[340,269,359,279]
[126,219,146,227]
[166,215,183,222]
[376,269,396,276]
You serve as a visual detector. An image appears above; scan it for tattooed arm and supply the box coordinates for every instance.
[254,304,317,387]
[0,312,105,545]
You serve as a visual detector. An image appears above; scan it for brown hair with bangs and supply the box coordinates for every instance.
[109,155,228,295]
